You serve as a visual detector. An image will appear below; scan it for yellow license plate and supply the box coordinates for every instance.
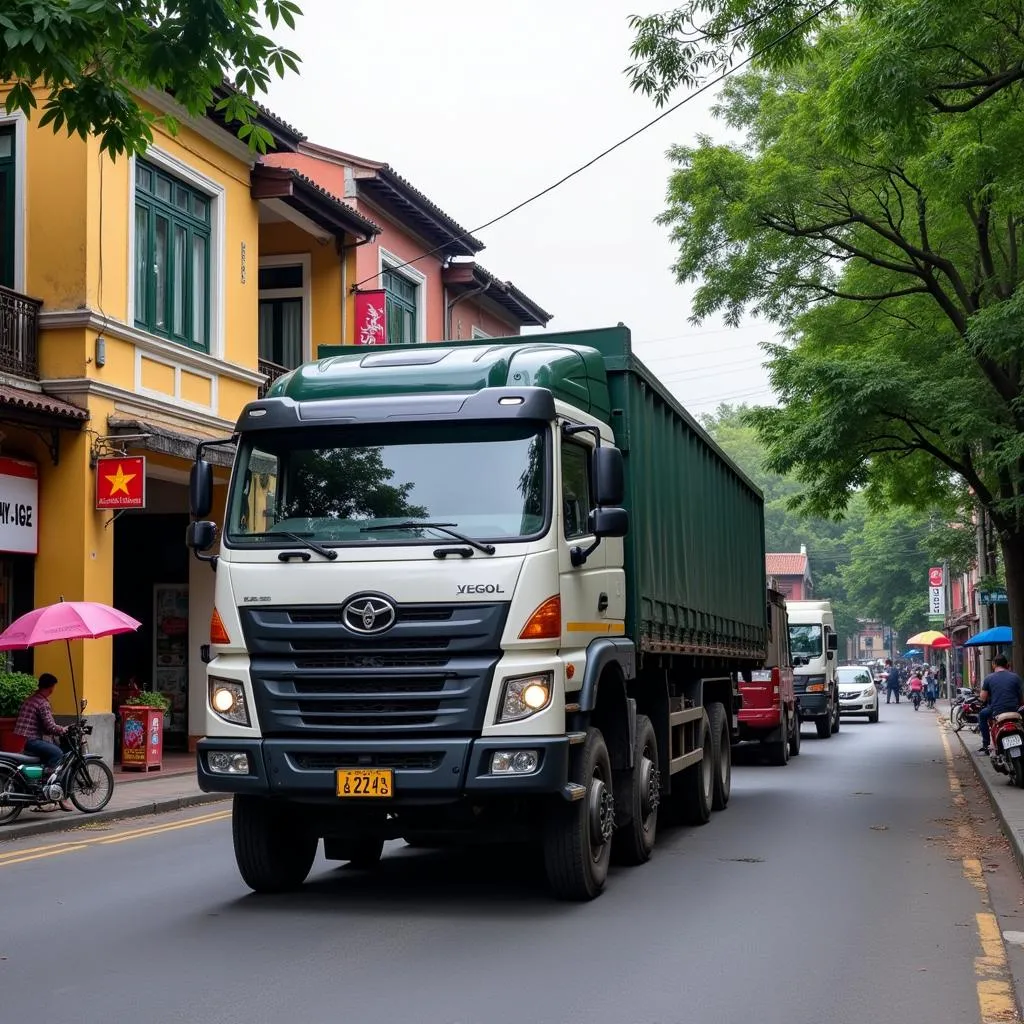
[335,768,393,798]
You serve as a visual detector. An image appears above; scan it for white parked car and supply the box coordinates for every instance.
[836,666,879,723]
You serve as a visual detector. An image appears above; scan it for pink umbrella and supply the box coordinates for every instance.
[0,599,141,717]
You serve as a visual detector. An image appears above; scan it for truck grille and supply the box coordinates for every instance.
[241,602,507,738]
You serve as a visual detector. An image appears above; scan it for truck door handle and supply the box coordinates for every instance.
[598,592,609,612]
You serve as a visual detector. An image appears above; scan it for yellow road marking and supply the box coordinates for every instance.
[939,717,1022,1023]
[0,808,230,867]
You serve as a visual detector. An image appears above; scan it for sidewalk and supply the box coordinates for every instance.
[952,710,1024,878]
[0,766,226,842]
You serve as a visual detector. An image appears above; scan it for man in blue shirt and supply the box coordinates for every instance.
[884,659,901,704]
[978,655,1024,755]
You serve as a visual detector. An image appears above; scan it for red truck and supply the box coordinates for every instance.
[736,587,800,765]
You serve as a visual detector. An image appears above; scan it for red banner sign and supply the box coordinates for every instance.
[96,456,146,510]
[355,289,387,346]
[928,566,944,588]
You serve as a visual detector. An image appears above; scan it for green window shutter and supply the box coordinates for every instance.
[0,126,16,290]
[134,160,211,350]
[383,266,419,344]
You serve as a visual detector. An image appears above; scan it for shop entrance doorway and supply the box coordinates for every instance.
[111,480,190,752]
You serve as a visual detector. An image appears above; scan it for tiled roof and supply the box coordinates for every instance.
[2,385,88,422]
[297,142,484,255]
[253,164,381,238]
[766,553,808,577]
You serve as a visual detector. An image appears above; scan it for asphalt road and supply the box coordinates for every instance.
[0,703,1019,1024]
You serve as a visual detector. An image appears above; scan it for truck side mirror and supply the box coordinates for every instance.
[827,633,839,651]
[592,446,624,507]
[590,506,628,538]
[186,520,219,568]
[190,460,214,519]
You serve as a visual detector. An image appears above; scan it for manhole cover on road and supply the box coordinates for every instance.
[720,857,765,863]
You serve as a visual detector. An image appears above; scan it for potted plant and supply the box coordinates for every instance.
[0,672,41,752]
[119,690,172,771]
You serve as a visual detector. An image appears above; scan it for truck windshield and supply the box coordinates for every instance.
[225,422,548,548]
[789,624,823,659]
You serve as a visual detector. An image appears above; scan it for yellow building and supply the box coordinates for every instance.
[0,90,378,758]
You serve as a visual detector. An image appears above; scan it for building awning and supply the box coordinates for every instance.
[3,384,88,426]
[106,417,236,469]
[442,262,552,327]
[252,165,380,242]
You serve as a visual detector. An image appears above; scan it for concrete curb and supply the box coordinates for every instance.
[0,791,229,843]
[952,716,1024,880]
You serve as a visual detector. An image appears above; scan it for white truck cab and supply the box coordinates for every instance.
[786,600,839,739]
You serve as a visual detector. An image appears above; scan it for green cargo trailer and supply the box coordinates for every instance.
[189,325,773,901]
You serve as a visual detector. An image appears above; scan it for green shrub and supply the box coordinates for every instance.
[0,672,41,717]
[122,690,171,711]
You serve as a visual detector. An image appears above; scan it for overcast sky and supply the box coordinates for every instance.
[265,0,777,418]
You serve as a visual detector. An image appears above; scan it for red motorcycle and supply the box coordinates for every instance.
[990,710,1024,787]
[951,694,983,733]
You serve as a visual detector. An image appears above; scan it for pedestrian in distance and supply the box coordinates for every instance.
[977,655,1024,756]
[885,659,901,704]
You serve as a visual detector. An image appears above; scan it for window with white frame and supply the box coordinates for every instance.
[134,160,211,350]
[259,260,308,370]
[380,250,425,345]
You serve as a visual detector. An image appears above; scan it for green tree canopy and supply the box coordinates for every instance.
[1,0,302,156]
[648,6,1024,649]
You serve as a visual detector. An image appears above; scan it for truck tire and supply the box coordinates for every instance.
[543,727,614,901]
[674,710,712,826]
[324,835,385,869]
[707,702,731,810]
[831,697,841,734]
[611,714,659,866]
[789,712,802,756]
[770,709,790,765]
[232,795,318,894]
[815,714,831,739]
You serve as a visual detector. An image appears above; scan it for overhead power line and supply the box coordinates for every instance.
[352,0,841,290]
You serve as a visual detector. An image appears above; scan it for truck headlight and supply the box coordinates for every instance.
[498,672,553,723]
[209,678,250,726]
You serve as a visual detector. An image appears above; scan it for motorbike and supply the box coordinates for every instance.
[0,705,115,824]
[951,693,984,733]
[911,689,922,710]
[989,710,1024,787]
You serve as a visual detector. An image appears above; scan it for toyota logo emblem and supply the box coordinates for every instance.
[342,594,397,635]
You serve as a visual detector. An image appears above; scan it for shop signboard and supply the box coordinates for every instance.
[119,705,163,770]
[980,589,1008,605]
[0,456,38,555]
[96,456,146,510]
[928,565,945,617]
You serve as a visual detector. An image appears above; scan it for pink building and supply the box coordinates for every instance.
[263,142,550,350]
[766,547,814,602]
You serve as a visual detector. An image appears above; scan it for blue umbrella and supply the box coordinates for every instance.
[903,648,921,657]
[963,626,1013,647]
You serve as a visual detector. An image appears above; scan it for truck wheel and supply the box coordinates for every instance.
[831,697,841,734]
[707,702,731,810]
[815,715,831,739]
[612,714,660,866]
[789,712,802,756]
[543,727,614,901]
[232,795,317,894]
[325,835,385,869]
[770,710,790,766]
[674,710,712,826]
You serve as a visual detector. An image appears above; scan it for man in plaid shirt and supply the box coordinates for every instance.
[14,673,67,767]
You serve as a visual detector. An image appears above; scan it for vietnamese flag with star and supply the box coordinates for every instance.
[95,456,146,509]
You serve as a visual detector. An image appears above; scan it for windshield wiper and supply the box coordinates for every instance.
[361,521,495,556]
[273,531,338,561]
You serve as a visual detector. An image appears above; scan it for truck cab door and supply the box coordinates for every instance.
[558,437,625,645]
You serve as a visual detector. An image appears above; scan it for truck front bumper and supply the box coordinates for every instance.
[196,736,570,801]
[796,693,829,718]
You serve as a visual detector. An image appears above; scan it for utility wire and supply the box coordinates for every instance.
[351,0,840,291]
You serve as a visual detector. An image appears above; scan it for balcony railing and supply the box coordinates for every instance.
[0,285,41,380]
[258,357,291,399]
